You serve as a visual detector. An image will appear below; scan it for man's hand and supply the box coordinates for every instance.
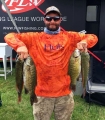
[17,46,29,60]
[77,42,87,52]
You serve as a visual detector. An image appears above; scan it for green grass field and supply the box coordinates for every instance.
[0,69,105,120]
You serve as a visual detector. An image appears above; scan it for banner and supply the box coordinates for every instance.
[0,0,86,57]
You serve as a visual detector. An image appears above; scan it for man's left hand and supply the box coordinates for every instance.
[77,42,87,52]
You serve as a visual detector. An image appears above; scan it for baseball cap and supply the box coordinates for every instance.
[45,6,61,16]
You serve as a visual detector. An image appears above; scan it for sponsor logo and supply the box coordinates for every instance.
[1,0,45,14]
[44,44,64,51]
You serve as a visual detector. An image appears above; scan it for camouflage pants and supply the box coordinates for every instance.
[33,92,74,120]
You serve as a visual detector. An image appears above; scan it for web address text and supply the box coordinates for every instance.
[3,26,44,31]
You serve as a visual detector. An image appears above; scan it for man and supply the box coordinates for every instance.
[4,6,98,120]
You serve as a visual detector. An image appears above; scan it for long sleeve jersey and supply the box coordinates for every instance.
[4,31,98,97]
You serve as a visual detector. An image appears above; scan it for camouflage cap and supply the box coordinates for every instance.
[45,6,61,16]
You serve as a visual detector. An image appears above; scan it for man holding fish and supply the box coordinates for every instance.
[4,6,98,120]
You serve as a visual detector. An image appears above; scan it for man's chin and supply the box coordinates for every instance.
[48,27,58,31]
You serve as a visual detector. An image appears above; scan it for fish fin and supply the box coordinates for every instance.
[30,95,38,106]
[70,84,76,91]
[34,96,38,103]
[24,87,29,94]
[77,77,79,81]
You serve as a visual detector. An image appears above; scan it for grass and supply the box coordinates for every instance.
[0,68,105,120]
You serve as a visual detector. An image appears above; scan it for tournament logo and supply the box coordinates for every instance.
[1,0,45,14]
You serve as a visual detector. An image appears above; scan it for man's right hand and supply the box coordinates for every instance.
[16,46,29,60]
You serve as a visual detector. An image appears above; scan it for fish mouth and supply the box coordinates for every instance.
[73,54,80,58]
[74,56,79,58]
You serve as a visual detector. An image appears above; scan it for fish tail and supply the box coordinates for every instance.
[16,86,23,103]
[18,92,21,103]
[30,95,38,106]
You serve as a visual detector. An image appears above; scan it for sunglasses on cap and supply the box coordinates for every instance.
[45,16,61,21]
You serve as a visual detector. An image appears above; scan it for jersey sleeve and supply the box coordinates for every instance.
[68,31,98,48]
[4,32,38,51]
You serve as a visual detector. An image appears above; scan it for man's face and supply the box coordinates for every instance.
[44,12,61,31]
